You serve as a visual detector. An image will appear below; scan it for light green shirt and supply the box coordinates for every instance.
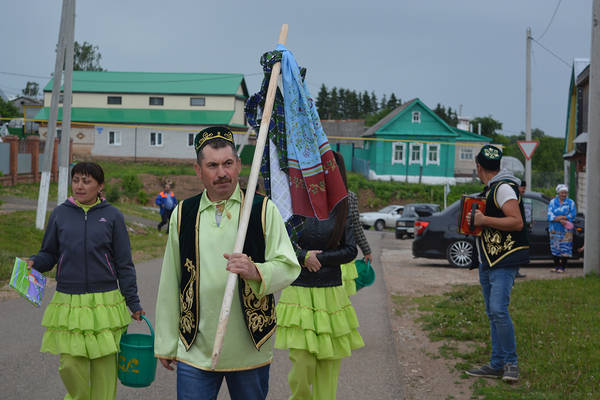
[154,185,300,371]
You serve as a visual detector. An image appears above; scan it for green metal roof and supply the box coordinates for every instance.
[42,71,248,96]
[34,107,235,126]
[452,127,492,142]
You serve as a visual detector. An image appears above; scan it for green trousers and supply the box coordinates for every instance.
[288,349,342,400]
[59,353,118,400]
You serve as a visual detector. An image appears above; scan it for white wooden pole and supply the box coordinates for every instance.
[36,0,68,230]
[57,0,75,204]
[210,24,288,370]
[525,27,532,189]
[584,0,600,275]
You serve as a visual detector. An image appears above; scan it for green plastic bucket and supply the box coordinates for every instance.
[354,259,375,291]
[118,315,157,388]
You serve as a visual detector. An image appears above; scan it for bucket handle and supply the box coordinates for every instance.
[126,315,154,339]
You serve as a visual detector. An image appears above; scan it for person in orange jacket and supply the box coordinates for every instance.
[155,182,177,233]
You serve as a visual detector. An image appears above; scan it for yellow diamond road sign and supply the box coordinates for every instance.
[517,140,539,160]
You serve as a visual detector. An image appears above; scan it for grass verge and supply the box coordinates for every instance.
[0,210,167,282]
[405,277,600,399]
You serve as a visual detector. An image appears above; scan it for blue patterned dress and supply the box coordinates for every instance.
[547,197,577,257]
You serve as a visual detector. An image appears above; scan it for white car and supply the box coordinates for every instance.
[359,205,404,231]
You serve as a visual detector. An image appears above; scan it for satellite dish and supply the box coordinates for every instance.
[501,156,524,175]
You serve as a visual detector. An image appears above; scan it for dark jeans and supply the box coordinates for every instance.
[176,362,269,400]
[478,265,518,369]
[158,209,173,232]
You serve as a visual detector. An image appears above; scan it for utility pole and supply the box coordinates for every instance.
[584,0,600,275]
[525,27,532,188]
[36,0,71,229]
[57,0,75,204]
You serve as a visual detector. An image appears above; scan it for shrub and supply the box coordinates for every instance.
[121,175,142,198]
[104,184,121,203]
[136,189,149,205]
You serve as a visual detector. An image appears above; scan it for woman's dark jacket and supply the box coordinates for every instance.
[31,198,142,312]
[292,210,357,287]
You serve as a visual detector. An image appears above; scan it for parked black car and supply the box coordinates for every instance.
[395,203,441,239]
[412,192,585,268]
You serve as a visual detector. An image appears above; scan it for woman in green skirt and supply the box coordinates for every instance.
[28,162,144,400]
[275,153,364,399]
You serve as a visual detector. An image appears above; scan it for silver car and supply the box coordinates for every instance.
[359,205,404,231]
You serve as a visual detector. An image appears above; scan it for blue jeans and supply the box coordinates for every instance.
[478,265,518,370]
[176,362,269,400]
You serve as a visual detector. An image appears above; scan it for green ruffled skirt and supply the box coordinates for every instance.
[341,261,358,297]
[40,289,131,359]
[275,284,364,360]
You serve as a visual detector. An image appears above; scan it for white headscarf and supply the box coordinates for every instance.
[555,184,568,194]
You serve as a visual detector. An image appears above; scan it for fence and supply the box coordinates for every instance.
[0,135,72,186]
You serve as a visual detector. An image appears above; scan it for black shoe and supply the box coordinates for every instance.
[516,272,526,278]
[157,223,162,232]
[465,364,503,379]
[502,363,519,382]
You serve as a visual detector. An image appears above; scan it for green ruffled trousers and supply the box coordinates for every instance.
[41,289,131,400]
[275,284,364,399]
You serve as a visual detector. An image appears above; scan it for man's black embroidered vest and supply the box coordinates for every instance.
[176,191,276,351]
[480,180,530,268]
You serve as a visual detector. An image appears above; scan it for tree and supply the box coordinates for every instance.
[387,93,400,110]
[433,103,458,127]
[316,84,329,119]
[329,88,340,119]
[471,115,503,138]
[21,81,39,97]
[0,98,20,119]
[74,41,105,71]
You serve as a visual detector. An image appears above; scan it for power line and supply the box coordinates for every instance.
[537,0,563,41]
[530,37,570,68]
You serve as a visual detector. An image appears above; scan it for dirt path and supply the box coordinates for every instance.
[380,241,584,400]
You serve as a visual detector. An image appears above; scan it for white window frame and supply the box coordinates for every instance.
[412,111,421,123]
[187,133,195,147]
[108,130,121,146]
[409,143,422,165]
[150,132,163,147]
[190,97,206,106]
[426,144,440,165]
[391,142,405,165]
[460,147,474,160]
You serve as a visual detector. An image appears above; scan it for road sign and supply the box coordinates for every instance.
[517,140,539,160]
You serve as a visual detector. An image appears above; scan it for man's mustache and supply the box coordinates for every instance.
[213,178,231,185]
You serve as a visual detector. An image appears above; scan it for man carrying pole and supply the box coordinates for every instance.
[154,126,300,399]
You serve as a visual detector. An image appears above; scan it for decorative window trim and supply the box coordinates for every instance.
[108,130,121,146]
[409,143,423,165]
[187,133,195,147]
[412,111,421,123]
[150,132,163,147]
[426,144,441,166]
[459,147,474,160]
[391,142,406,165]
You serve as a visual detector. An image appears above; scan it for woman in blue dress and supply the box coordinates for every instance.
[547,184,577,273]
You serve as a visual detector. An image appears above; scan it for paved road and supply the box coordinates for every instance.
[0,230,404,399]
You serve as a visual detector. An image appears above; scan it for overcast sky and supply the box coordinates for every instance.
[1,0,593,138]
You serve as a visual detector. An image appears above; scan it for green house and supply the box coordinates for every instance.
[354,98,490,184]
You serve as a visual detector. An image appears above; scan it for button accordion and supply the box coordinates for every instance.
[458,195,486,236]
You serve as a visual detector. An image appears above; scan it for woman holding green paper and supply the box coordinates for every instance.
[28,161,144,400]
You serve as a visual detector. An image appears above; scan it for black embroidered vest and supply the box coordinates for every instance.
[480,180,530,268]
[177,191,276,351]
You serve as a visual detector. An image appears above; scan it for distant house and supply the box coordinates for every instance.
[34,71,248,160]
[10,96,43,134]
[353,98,491,184]
[563,59,589,215]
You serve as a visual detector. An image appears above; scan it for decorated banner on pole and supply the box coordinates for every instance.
[517,140,539,161]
